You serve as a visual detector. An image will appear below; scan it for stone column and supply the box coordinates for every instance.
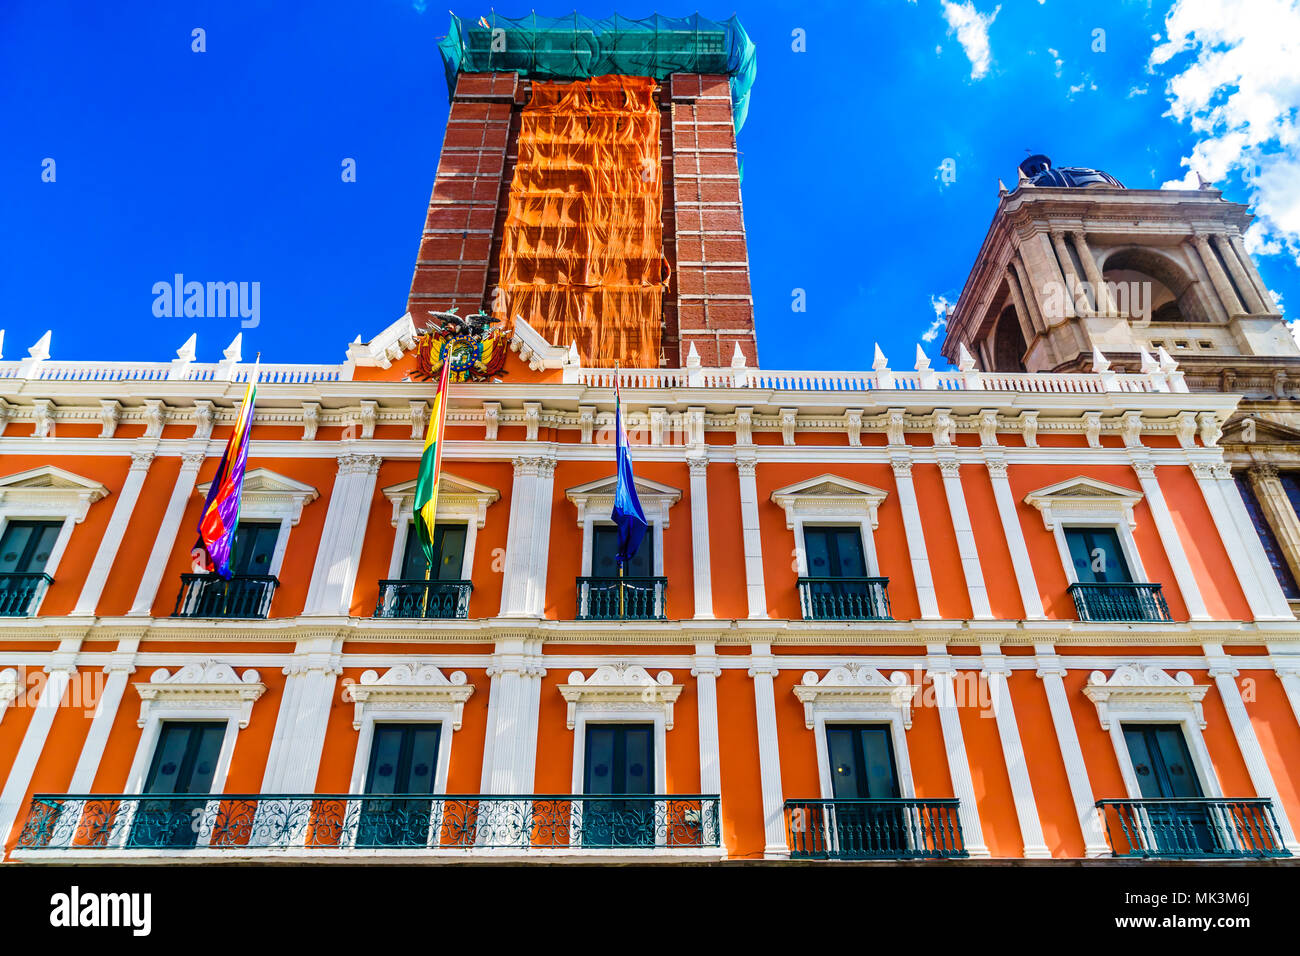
[1010,257,1049,333]
[749,645,788,858]
[981,647,1051,857]
[129,449,206,615]
[687,454,714,618]
[984,455,1044,618]
[74,451,154,615]
[736,453,767,619]
[1270,650,1300,729]
[1205,645,1299,853]
[302,453,382,616]
[1004,265,1041,339]
[937,456,992,619]
[1034,648,1110,856]
[1229,234,1280,313]
[1051,230,1089,316]
[499,455,555,617]
[482,639,544,793]
[1192,234,1246,317]
[1069,230,1114,315]
[692,644,723,840]
[1212,234,1267,314]
[1246,463,1300,592]
[926,650,989,857]
[892,457,940,619]
[1131,457,1210,620]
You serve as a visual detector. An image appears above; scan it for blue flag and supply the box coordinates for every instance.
[612,383,647,567]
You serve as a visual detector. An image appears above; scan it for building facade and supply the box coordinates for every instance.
[2,19,1299,864]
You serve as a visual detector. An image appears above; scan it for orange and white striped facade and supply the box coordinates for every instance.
[1,318,1299,864]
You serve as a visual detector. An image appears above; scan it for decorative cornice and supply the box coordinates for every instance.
[1082,663,1209,730]
[792,664,918,729]
[135,660,265,728]
[558,664,682,730]
[346,662,474,730]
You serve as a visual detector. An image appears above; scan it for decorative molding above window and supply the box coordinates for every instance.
[134,660,266,728]
[196,467,318,526]
[558,664,683,730]
[0,465,109,521]
[1023,476,1143,532]
[1082,664,1209,730]
[565,475,681,527]
[769,474,890,530]
[382,472,500,528]
[793,664,918,729]
[346,663,474,730]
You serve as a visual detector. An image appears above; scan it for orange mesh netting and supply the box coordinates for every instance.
[496,75,666,368]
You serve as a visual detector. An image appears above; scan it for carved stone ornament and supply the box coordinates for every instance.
[1082,664,1208,730]
[346,663,474,731]
[135,660,265,728]
[792,664,918,730]
[558,664,683,730]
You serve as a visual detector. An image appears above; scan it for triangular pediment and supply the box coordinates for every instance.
[197,467,317,498]
[1222,414,1300,445]
[0,465,109,496]
[565,474,682,501]
[1024,476,1143,503]
[770,474,889,501]
[382,472,500,501]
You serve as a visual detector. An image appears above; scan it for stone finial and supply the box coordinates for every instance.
[686,341,701,369]
[223,333,243,362]
[1091,346,1110,373]
[731,342,747,369]
[872,343,889,371]
[28,330,52,361]
[914,343,931,372]
[957,342,977,372]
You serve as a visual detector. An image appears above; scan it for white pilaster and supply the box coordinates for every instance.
[736,454,768,619]
[0,640,79,846]
[73,452,154,615]
[1204,463,1294,618]
[749,645,787,858]
[1035,646,1110,856]
[891,457,940,619]
[926,650,989,857]
[482,639,544,792]
[260,634,344,792]
[1205,644,1300,853]
[937,457,992,619]
[67,641,139,791]
[499,455,555,617]
[1131,456,1210,620]
[129,450,206,616]
[302,453,382,616]
[981,646,1050,857]
[694,644,723,845]
[985,455,1045,619]
[688,455,714,618]
[1270,648,1300,730]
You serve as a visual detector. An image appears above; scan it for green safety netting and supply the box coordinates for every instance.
[438,12,757,132]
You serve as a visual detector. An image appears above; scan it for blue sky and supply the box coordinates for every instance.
[3,0,1298,371]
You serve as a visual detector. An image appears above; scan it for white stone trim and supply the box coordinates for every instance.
[195,467,318,578]
[0,465,110,596]
[892,458,940,619]
[67,647,138,791]
[937,457,992,619]
[129,450,205,616]
[792,663,918,800]
[566,474,681,578]
[381,472,499,580]
[73,453,155,615]
[736,455,768,619]
[769,474,888,578]
[985,455,1045,619]
[748,646,787,857]
[301,454,378,616]
[687,455,713,618]
[1082,663,1216,799]
[981,650,1051,857]
[344,663,473,796]
[926,651,989,857]
[1130,458,1210,620]
[1023,476,1149,585]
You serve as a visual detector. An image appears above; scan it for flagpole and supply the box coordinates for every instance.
[616,363,625,618]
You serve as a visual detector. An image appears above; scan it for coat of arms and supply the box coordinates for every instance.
[415,308,510,383]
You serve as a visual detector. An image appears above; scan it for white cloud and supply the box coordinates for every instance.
[1048,47,1063,77]
[941,1,1001,80]
[1149,0,1300,267]
[923,295,952,342]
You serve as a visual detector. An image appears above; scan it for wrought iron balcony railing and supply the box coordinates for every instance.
[374,580,472,619]
[784,798,967,860]
[1069,582,1172,622]
[576,576,666,620]
[797,576,892,621]
[0,572,52,617]
[172,573,279,619]
[1096,798,1291,859]
[17,793,721,853]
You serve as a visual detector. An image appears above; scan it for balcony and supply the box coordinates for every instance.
[784,798,967,860]
[1069,582,1172,623]
[797,577,891,621]
[173,573,278,619]
[0,572,51,617]
[16,793,721,857]
[576,576,666,620]
[374,580,472,619]
[1096,798,1291,859]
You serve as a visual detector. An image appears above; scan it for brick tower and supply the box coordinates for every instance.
[405,14,759,368]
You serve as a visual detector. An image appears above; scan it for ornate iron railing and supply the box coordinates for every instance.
[784,799,966,860]
[0,572,52,617]
[576,576,667,620]
[1096,798,1290,859]
[1069,582,1172,622]
[172,573,278,619]
[374,580,472,619]
[797,576,891,621]
[17,794,721,852]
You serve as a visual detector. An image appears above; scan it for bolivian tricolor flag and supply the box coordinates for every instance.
[196,360,258,579]
[413,358,452,573]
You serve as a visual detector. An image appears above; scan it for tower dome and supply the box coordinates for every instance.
[1018,154,1124,188]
